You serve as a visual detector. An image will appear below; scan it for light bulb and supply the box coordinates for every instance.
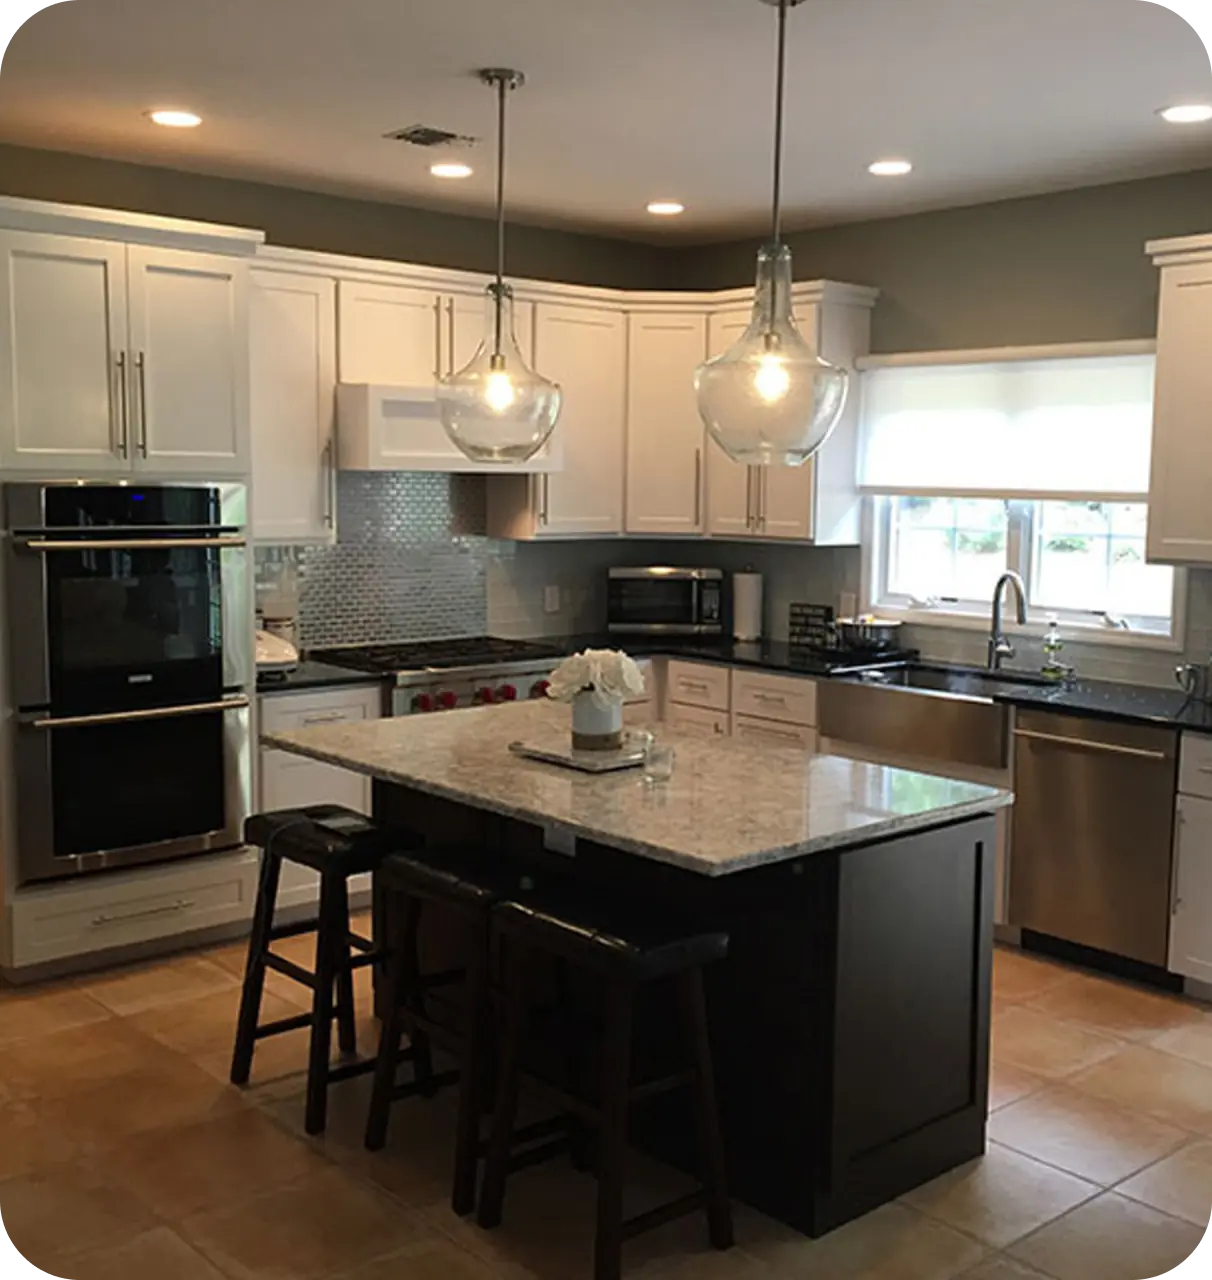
[484,368,517,413]
[695,243,848,466]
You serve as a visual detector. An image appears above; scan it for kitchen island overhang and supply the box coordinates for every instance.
[265,702,1012,1236]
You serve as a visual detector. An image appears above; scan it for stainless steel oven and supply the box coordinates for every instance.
[606,567,723,636]
[5,482,253,884]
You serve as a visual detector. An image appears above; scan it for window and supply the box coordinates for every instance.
[860,346,1178,639]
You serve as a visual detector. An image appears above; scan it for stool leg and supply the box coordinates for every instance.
[364,893,415,1152]
[332,876,358,1057]
[398,897,435,1094]
[305,870,341,1136]
[595,982,634,1280]
[452,917,490,1215]
[477,940,530,1230]
[678,968,733,1251]
[230,847,282,1086]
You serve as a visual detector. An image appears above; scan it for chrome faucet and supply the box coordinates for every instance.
[988,571,1027,670]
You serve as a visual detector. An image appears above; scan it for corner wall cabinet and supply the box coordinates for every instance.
[0,230,250,476]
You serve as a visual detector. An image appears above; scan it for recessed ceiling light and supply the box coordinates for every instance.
[647,200,685,216]
[1159,103,1212,124]
[430,161,473,179]
[148,109,202,128]
[868,159,912,177]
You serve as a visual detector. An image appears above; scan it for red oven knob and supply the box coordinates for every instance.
[411,693,434,713]
[436,691,458,710]
[496,684,518,702]
[474,687,496,705]
[530,679,550,699]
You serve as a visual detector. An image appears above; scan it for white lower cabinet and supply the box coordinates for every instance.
[1169,791,1212,983]
[732,714,816,751]
[666,701,730,739]
[259,684,384,909]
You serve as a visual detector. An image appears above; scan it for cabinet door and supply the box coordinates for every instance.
[0,232,129,473]
[127,247,249,474]
[626,313,708,535]
[1148,262,1212,563]
[530,303,626,535]
[337,279,441,384]
[250,270,336,543]
[1169,793,1212,982]
[704,308,758,538]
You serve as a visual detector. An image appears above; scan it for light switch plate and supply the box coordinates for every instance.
[544,585,561,614]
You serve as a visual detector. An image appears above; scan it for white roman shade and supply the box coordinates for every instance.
[857,348,1156,500]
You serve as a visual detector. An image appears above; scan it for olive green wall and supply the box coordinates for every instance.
[675,169,1212,352]
[0,143,673,290]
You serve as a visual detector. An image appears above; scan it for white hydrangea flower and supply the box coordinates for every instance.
[546,649,646,708]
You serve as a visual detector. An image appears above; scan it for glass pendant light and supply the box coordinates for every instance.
[437,69,562,462]
[694,0,848,467]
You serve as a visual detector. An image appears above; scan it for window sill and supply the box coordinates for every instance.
[872,605,1182,654]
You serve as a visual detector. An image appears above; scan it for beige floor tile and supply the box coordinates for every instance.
[989,1061,1048,1114]
[179,1165,427,1280]
[992,949,1081,1004]
[745,1202,986,1280]
[1071,1044,1212,1135]
[104,1107,331,1219]
[955,1258,1054,1280]
[1025,973,1206,1043]
[129,984,301,1060]
[0,985,112,1046]
[1117,1139,1212,1228]
[80,953,239,1017]
[0,1017,160,1101]
[992,1006,1125,1080]
[1007,1192,1203,1280]
[206,938,322,1009]
[67,1225,230,1280]
[0,1096,79,1179]
[1151,1015,1212,1069]
[988,1084,1188,1186]
[0,1158,159,1270]
[902,1142,1099,1248]
[335,1234,533,1280]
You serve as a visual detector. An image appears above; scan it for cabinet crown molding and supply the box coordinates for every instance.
[1147,232,1212,268]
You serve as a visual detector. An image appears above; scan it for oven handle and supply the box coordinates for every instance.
[19,536,247,552]
[28,696,250,731]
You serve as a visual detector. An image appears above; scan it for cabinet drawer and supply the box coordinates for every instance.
[733,714,816,751]
[667,661,730,712]
[1180,733,1212,799]
[666,701,730,739]
[259,684,383,733]
[732,670,816,726]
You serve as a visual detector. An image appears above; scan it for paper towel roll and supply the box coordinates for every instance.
[733,572,764,641]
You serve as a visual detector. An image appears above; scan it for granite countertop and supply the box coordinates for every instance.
[263,700,1011,877]
[257,661,390,695]
[991,677,1212,733]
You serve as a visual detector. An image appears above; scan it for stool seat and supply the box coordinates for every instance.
[378,846,517,911]
[244,805,412,874]
[493,893,729,982]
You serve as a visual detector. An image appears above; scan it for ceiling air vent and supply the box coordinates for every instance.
[384,124,477,148]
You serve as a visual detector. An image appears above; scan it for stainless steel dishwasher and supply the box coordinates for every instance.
[1009,709,1178,966]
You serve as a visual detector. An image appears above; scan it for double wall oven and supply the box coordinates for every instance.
[6,483,253,885]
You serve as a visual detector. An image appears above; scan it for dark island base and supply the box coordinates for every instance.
[372,781,996,1238]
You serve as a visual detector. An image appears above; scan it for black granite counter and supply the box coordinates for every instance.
[991,678,1212,734]
[257,661,391,695]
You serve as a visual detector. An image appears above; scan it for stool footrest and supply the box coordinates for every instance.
[506,1136,571,1175]
[389,1067,460,1101]
[621,1190,709,1243]
[348,951,381,972]
[255,1012,314,1039]
[265,953,317,989]
[628,1068,695,1104]
[268,918,321,941]
[327,1057,379,1085]
[349,931,375,954]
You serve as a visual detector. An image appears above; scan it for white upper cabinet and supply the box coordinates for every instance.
[249,268,336,543]
[337,279,440,385]
[0,230,250,478]
[126,247,249,474]
[486,301,626,539]
[1146,239,1212,564]
[0,232,130,473]
[625,312,708,535]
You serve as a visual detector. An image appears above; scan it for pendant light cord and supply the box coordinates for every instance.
[493,73,507,359]
[770,0,789,245]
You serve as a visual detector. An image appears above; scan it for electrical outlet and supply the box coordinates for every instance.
[544,585,561,614]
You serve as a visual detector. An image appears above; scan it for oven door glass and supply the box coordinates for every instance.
[608,577,699,629]
[46,541,224,711]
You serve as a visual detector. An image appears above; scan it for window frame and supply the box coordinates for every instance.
[865,496,1184,650]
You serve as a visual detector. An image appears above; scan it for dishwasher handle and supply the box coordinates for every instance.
[1013,727,1171,762]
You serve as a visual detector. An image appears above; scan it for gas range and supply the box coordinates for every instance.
[311,637,566,715]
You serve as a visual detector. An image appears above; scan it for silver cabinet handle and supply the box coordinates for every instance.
[746,466,755,531]
[22,536,246,552]
[758,469,767,531]
[1014,728,1170,761]
[114,351,129,459]
[322,438,335,529]
[754,691,787,705]
[433,297,443,380]
[447,298,456,377]
[30,695,250,730]
[135,351,149,458]
[1173,807,1185,915]
[538,474,550,526]
[301,712,347,726]
[92,899,194,928]
[694,448,702,527]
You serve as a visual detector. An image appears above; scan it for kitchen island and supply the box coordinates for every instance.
[265,701,1012,1236]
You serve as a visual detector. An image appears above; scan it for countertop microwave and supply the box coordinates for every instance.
[606,567,724,636]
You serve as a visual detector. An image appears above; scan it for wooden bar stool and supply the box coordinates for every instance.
[477,891,734,1280]
[230,805,413,1135]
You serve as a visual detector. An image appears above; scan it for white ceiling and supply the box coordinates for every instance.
[1,0,1211,241]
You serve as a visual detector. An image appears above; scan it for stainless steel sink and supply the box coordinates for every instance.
[851,663,1060,700]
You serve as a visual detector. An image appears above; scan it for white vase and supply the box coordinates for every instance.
[571,690,624,751]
